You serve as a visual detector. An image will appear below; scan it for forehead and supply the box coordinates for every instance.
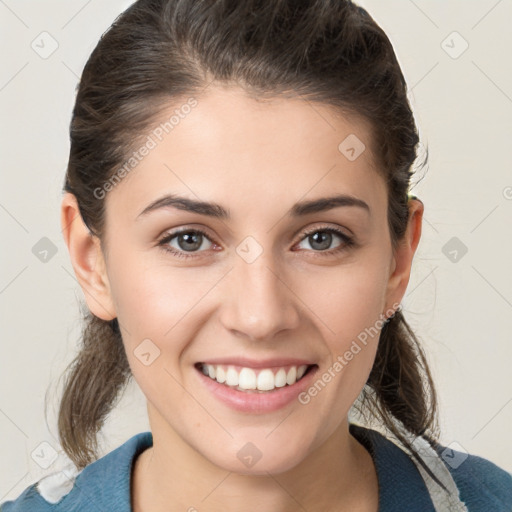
[104,86,385,223]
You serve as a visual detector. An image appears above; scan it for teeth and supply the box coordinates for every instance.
[274,368,287,388]
[257,369,274,391]
[216,366,226,383]
[297,365,307,380]
[225,367,239,386]
[239,368,257,390]
[286,366,297,385]
[200,363,310,392]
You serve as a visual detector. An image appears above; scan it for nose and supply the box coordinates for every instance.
[219,249,301,342]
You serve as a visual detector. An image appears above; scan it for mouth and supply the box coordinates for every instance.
[194,362,318,393]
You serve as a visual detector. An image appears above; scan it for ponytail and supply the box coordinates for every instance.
[57,312,131,469]
[363,310,439,450]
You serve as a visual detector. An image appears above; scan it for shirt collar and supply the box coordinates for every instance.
[349,423,435,511]
[56,431,153,511]
[57,426,434,511]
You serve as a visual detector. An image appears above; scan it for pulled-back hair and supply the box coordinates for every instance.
[59,0,437,471]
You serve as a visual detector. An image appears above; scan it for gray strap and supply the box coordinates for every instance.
[408,434,469,512]
[365,422,469,511]
[36,461,80,504]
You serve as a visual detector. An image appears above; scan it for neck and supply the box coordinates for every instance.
[132,411,378,512]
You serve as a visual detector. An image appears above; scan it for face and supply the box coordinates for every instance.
[74,86,413,475]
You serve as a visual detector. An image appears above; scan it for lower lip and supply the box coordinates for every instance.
[195,365,318,413]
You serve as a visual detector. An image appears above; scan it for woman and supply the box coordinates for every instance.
[2,0,511,511]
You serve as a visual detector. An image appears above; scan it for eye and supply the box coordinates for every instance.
[157,225,355,260]
[157,228,216,259]
[294,226,355,255]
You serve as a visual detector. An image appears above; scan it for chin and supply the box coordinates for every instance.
[203,437,312,476]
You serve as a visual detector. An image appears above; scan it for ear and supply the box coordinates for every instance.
[60,192,116,321]
[384,198,423,315]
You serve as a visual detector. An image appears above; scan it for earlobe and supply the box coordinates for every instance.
[60,192,116,321]
[384,199,424,312]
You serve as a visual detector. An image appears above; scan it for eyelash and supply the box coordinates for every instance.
[157,225,355,260]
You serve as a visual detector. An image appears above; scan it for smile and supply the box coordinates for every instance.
[196,363,315,392]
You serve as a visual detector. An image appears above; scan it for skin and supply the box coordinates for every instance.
[61,85,423,512]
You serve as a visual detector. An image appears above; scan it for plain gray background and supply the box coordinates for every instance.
[1,0,511,501]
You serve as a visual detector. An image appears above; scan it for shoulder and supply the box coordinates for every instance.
[0,484,53,512]
[350,424,512,511]
[0,462,79,512]
[0,432,153,512]
[436,444,512,511]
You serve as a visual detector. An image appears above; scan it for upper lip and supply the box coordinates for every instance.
[197,357,316,369]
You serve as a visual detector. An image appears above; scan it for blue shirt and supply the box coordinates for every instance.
[1,425,511,511]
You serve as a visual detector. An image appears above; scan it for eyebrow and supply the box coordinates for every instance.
[136,193,370,220]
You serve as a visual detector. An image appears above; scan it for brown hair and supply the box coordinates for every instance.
[59,0,438,472]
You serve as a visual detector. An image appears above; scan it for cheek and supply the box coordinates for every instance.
[106,255,229,389]
[293,252,390,413]
[298,254,390,346]
[108,253,213,338]
[106,261,209,406]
